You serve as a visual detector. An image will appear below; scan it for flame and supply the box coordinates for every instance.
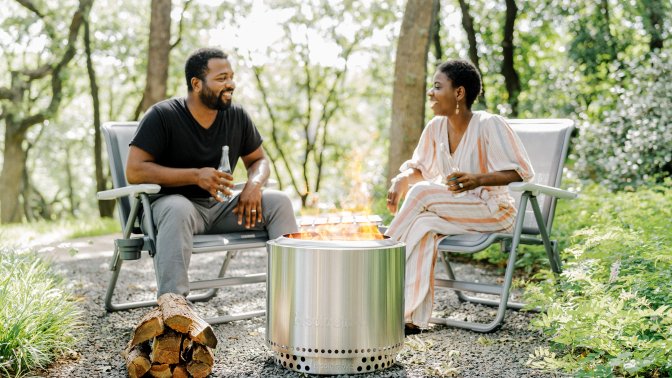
[290,215,384,241]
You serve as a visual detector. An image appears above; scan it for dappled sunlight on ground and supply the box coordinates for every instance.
[0,226,72,250]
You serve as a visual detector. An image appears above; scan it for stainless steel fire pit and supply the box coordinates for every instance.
[266,235,405,375]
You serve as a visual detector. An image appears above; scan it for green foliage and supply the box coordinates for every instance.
[234,0,399,206]
[574,48,672,190]
[0,250,83,377]
[524,181,672,376]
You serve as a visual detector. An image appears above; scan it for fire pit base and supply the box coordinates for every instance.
[269,343,403,375]
[266,236,405,375]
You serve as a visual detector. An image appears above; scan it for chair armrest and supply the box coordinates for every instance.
[508,182,577,200]
[97,184,161,200]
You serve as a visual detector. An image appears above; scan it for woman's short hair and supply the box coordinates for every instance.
[437,59,482,109]
[185,48,229,91]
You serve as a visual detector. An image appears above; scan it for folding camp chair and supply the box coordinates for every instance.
[431,119,577,333]
[96,122,270,324]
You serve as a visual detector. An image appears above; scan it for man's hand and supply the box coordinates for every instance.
[233,181,263,228]
[197,167,234,200]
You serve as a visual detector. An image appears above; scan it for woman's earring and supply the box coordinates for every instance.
[456,103,460,115]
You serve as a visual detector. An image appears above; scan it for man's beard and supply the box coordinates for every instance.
[200,84,232,111]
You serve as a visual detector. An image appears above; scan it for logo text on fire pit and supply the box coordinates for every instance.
[294,316,356,328]
[311,362,353,371]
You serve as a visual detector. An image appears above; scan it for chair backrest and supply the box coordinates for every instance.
[507,119,574,235]
[102,122,140,231]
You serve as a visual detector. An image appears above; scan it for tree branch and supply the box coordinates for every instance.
[16,0,45,18]
[19,65,53,80]
[0,87,13,100]
[251,64,302,197]
[18,0,93,133]
[314,39,357,193]
[170,0,193,50]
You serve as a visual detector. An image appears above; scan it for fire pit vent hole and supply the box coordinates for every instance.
[275,352,396,374]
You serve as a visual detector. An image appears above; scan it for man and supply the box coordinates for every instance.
[126,47,298,298]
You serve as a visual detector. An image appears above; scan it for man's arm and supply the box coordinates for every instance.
[240,146,270,188]
[126,145,232,197]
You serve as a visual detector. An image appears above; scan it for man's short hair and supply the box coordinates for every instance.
[184,48,229,91]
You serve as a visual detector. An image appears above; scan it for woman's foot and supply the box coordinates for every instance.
[404,323,422,336]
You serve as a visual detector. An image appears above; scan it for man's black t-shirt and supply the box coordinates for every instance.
[131,97,263,198]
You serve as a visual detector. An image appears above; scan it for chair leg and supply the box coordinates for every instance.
[529,196,562,274]
[440,251,469,303]
[105,251,266,324]
[104,256,160,311]
[431,195,536,332]
[432,243,522,332]
[440,251,532,310]
[189,250,237,304]
[104,250,257,313]
[205,310,266,325]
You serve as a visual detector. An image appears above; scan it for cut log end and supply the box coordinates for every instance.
[131,307,164,346]
[187,361,214,378]
[123,342,151,378]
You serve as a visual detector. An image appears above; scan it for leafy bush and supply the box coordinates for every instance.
[524,181,672,376]
[574,48,672,190]
[0,250,82,377]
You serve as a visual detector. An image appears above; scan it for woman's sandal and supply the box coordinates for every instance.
[404,323,422,336]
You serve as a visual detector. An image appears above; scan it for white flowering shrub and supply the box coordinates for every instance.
[574,49,672,190]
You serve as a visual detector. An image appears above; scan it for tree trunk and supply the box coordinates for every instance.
[387,0,438,184]
[599,0,618,62]
[458,0,487,108]
[65,146,77,216]
[430,0,442,62]
[641,0,665,51]
[1,124,27,223]
[0,0,93,224]
[135,0,172,119]
[84,18,115,218]
[501,0,520,117]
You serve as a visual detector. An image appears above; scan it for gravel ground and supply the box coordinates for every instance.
[33,234,566,378]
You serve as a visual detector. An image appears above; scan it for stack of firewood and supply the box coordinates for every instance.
[122,293,217,378]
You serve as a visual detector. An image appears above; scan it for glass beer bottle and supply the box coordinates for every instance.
[216,145,232,202]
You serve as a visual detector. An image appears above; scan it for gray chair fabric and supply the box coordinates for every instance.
[98,122,268,324]
[432,119,576,332]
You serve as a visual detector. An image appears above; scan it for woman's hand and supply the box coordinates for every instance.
[446,172,480,193]
[387,175,410,214]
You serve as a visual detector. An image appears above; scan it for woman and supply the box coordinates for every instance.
[385,59,534,332]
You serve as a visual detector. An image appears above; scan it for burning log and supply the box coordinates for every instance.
[123,293,216,377]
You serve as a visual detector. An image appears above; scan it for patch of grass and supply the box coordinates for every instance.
[0,216,120,249]
[65,216,120,239]
[0,249,83,377]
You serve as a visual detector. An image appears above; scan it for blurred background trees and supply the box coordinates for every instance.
[0,0,670,224]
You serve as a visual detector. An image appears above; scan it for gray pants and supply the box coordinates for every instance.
[145,189,297,297]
